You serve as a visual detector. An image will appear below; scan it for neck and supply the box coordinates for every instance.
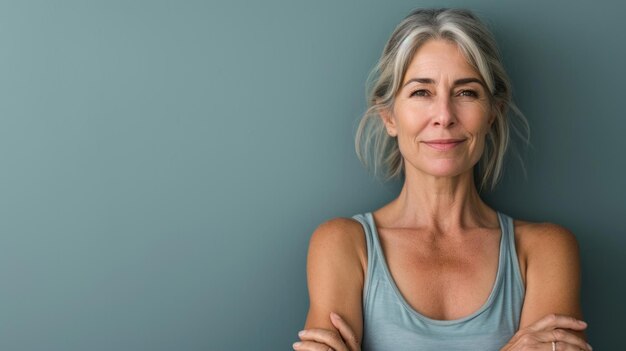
[379,166,496,234]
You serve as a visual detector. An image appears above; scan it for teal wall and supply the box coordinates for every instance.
[1,1,623,350]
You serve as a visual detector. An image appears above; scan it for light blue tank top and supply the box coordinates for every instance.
[351,211,525,351]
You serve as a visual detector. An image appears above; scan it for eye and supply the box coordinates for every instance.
[457,89,478,98]
[410,89,430,97]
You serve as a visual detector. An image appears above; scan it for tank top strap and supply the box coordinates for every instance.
[350,213,379,303]
[498,211,526,298]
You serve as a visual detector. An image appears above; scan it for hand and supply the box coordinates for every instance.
[293,312,361,351]
[501,314,592,350]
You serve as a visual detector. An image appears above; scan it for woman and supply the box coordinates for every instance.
[293,8,591,351]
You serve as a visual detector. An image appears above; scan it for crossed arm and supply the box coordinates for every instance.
[293,219,591,351]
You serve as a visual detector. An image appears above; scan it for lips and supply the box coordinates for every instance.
[422,139,466,151]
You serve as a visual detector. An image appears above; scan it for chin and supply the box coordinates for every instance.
[421,162,472,178]
[428,170,466,179]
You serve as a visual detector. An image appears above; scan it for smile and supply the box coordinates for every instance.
[423,139,466,151]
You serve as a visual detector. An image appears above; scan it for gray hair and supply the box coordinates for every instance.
[355,8,529,191]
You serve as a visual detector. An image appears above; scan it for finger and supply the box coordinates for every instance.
[298,329,348,351]
[553,340,592,351]
[528,314,587,332]
[330,313,360,351]
[293,340,334,351]
[534,329,592,351]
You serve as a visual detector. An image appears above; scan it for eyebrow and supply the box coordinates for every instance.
[402,77,486,88]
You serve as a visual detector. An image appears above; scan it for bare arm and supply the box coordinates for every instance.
[501,223,590,350]
[302,218,366,345]
[519,223,585,335]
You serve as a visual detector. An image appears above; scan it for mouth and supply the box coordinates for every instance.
[422,139,466,151]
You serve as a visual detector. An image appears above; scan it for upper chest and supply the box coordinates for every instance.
[376,227,504,320]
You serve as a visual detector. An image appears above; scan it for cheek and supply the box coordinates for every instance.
[475,122,492,139]
[395,115,428,139]
[395,121,428,156]
[463,113,493,156]
[469,122,493,159]
[465,107,493,137]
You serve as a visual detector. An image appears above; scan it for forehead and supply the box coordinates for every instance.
[403,39,480,83]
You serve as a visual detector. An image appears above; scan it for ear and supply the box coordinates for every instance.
[379,106,398,137]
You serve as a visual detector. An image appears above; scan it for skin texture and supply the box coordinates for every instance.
[295,39,590,351]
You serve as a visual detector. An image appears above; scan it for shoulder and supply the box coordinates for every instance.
[310,217,366,247]
[308,217,367,272]
[514,219,580,264]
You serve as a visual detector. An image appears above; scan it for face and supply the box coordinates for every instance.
[381,39,495,179]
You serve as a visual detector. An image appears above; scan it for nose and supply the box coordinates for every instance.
[432,95,456,128]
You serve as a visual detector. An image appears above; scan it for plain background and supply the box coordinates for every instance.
[1,0,624,350]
